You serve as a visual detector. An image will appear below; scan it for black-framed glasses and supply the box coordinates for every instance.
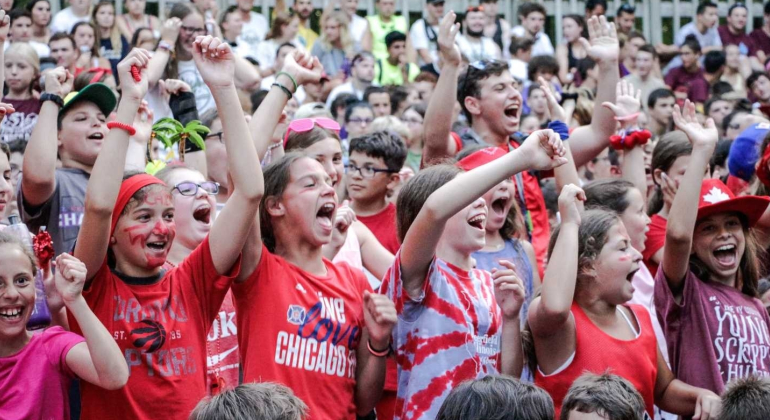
[173,181,219,196]
[181,25,206,35]
[206,131,223,142]
[345,164,397,179]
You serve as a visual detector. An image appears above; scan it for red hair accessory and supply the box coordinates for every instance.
[757,143,770,189]
[33,229,55,268]
[88,67,112,84]
[111,174,166,235]
[609,129,651,150]
[131,65,141,82]
[457,146,508,171]
[107,121,137,136]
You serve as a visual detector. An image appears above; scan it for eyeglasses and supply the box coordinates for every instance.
[206,131,223,142]
[181,25,206,35]
[402,117,423,125]
[284,117,341,146]
[345,163,398,178]
[348,117,373,125]
[173,181,220,196]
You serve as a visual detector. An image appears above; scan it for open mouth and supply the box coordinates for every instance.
[713,244,737,266]
[316,203,335,228]
[193,205,212,224]
[491,197,509,217]
[504,103,520,119]
[626,268,639,282]
[146,241,167,251]
[87,133,104,140]
[0,306,23,321]
[467,214,486,230]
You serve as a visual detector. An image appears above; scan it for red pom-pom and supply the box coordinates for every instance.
[33,230,55,267]
[609,134,624,150]
[131,65,141,82]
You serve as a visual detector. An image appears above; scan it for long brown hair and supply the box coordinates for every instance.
[266,11,296,41]
[284,126,340,151]
[92,1,122,56]
[395,163,461,243]
[648,131,692,215]
[164,2,203,80]
[259,152,309,252]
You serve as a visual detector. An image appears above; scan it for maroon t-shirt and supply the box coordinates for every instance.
[0,97,41,143]
[718,25,756,55]
[654,268,770,394]
[664,66,710,104]
[750,28,770,57]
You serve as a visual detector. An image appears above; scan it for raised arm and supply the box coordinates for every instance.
[662,100,718,294]
[540,77,582,197]
[569,16,620,167]
[423,12,462,165]
[146,18,182,87]
[0,11,9,88]
[58,253,129,390]
[193,36,263,276]
[401,130,566,299]
[604,80,648,197]
[234,55,262,91]
[74,49,151,280]
[528,184,584,335]
[21,67,73,206]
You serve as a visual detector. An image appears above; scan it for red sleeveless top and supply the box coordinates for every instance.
[535,303,658,419]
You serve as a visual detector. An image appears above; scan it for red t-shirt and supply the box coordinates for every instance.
[206,290,239,394]
[69,237,239,420]
[357,202,400,254]
[233,246,372,420]
[751,28,770,57]
[535,303,658,419]
[643,214,667,275]
[718,25,756,55]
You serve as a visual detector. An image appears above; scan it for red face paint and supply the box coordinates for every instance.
[143,191,173,207]
[123,225,149,246]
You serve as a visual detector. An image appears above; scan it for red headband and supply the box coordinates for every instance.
[111,174,166,235]
[89,67,112,85]
[457,146,508,171]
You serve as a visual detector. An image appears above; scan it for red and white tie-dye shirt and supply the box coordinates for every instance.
[379,253,502,420]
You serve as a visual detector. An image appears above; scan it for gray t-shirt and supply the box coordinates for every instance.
[17,168,89,256]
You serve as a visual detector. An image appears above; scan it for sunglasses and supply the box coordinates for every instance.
[284,118,341,146]
[462,60,494,96]
[173,181,219,196]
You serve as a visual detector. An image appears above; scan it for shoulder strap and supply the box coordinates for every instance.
[377,59,383,85]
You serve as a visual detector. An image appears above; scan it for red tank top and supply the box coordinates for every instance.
[535,303,658,419]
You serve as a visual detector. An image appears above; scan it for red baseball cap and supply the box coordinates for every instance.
[695,179,770,226]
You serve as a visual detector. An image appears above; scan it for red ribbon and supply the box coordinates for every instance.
[610,129,652,150]
[88,67,112,84]
[111,174,166,235]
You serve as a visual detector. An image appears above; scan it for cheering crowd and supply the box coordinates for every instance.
[3,0,770,419]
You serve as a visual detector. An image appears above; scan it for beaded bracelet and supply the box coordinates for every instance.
[275,71,298,92]
[272,82,293,100]
[107,121,137,136]
[367,340,390,357]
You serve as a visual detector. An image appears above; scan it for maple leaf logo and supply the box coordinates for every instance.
[703,187,730,204]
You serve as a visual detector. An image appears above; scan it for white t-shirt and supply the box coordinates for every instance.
[236,11,269,61]
[254,38,304,72]
[455,34,501,62]
[409,18,439,66]
[50,7,90,35]
[510,26,554,57]
[508,58,528,82]
[349,14,368,43]
[177,60,215,116]
[325,81,365,108]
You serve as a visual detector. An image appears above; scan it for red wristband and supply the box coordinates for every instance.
[107,121,137,136]
[131,65,141,82]
[367,339,390,357]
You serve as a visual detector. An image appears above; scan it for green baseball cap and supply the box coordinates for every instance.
[60,83,117,117]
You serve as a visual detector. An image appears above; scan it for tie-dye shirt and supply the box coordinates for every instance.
[379,253,502,420]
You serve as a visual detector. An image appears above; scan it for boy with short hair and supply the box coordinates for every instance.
[190,382,308,420]
[364,85,392,117]
[8,8,49,57]
[436,375,554,420]
[646,88,675,136]
[346,130,406,254]
[374,31,419,86]
[560,373,647,420]
[718,376,770,420]
[511,2,553,57]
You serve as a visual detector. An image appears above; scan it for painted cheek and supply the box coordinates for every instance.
[123,224,150,246]
[151,221,169,236]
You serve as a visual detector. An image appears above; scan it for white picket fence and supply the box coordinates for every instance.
[51,0,768,47]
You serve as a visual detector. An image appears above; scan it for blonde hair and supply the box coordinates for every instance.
[319,10,354,56]
[369,116,410,144]
[5,42,40,74]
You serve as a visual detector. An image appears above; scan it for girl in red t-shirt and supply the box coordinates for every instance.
[527,182,721,419]
[72,40,263,420]
[0,233,128,420]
